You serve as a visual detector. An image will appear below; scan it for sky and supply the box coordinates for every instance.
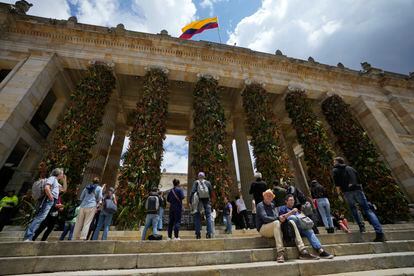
[9,0,414,173]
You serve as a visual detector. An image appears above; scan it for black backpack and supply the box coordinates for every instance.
[148,234,163,240]
[281,221,296,247]
[145,195,160,212]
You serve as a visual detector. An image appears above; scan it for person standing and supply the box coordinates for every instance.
[167,179,184,240]
[73,177,103,240]
[249,172,267,205]
[223,196,232,234]
[310,180,334,233]
[332,157,385,242]
[235,195,249,230]
[141,187,160,240]
[251,199,256,229]
[33,195,64,241]
[59,202,80,240]
[0,190,19,231]
[23,168,67,241]
[157,191,166,231]
[92,187,117,240]
[190,172,213,239]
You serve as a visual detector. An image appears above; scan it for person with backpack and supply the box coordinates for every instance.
[23,168,66,241]
[190,172,213,239]
[59,202,80,240]
[73,177,103,240]
[141,187,161,240]
[92,187,117,240]
[249,172,267,205]
[332,156,384,242]
[167,179,184,240]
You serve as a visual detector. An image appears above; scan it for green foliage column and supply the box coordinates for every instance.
[116,68,169,229]
[191,75,234,209]
[242,82,293,184]
[321,94,409,222]
[285,90,341,210]
[41,62,116,197]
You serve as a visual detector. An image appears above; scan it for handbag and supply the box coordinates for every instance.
[104,198,117,214]
[297,213,314,230]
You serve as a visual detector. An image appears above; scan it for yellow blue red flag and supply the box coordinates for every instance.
[179,17,218,40]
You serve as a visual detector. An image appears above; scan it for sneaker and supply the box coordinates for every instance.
[276,251,285,263]
[167,237,171,241]
[319,250,334,259]
[373,233,385,242]
[173,237,181,240]
[359,225,366,233]
[23,239,32,242]
[206,233,211,239]
[196,234,201,239]
[299,249,320,260]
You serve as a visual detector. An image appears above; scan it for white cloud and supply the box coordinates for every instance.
[3,0,71,19]
[227,0,414,74]
[199,0,227,17]
[69,0,197,36]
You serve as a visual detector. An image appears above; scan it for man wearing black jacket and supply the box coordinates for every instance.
[249,172,267,205]
[332,157,384,242]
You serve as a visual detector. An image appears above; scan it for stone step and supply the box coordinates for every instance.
[1,222,413,241]
[1,230,413,257]
[322,267,414,276]
[8,252,414,276]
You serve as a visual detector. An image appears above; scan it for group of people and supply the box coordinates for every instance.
[22,169,118,242]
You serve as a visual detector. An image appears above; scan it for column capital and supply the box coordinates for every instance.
[88,60,115,69]
[144,65,169,74]
[196,73,219,81]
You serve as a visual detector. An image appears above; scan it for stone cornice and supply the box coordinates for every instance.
[1,6,413,93]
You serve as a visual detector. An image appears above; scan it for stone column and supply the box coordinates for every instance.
[353,97,414,201]
[226,136,239,198]
[0,53,61,167]
[81,93,119,189]
[101,124,127,188]
[187,138,195,200]
[233,113,254,204]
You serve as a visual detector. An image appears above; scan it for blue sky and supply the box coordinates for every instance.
[10,0,414,173]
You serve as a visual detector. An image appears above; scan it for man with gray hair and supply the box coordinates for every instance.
[190,172,213,239]
[249,172,268,206]
[24,168,67,241]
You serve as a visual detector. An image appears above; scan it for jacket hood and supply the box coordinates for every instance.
[334,163,347,169]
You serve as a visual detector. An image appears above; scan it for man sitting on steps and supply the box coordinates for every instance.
[256,189,319,263]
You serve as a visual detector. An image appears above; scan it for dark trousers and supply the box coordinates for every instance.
[0,208,14,232]
[87,210,101,240]
[168,208,182,238]
[33,214,58,241]
[239,210,250,229]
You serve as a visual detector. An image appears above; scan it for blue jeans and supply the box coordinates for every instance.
[223,215,232,233]
[157,207,164,230]
[60,221,75,240]
[288,215,322,250]
[316,198,334,229]
[141,213,159,240]
[193,199,212,236]
[92,212,113,240]
[344,190,383,234]
[23,198,55,240]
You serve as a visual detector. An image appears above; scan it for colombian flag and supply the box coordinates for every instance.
[179,17,218,40]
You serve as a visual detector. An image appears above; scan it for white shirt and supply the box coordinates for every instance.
[46,176,60,199]
[235,198,247,213]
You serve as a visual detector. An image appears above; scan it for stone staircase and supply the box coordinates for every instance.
[0,223,413,275]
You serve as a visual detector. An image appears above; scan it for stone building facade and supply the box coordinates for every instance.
[0,2,413,205]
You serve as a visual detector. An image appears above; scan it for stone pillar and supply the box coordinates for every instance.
[101,124,127,188]
[226,136,239,198]
[233,113,254,204]
[353,97,414,201]
[187,138,195,200]
[0,53,60,167]
[81,93,119,189]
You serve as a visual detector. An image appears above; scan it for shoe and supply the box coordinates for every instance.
[196,234,201,239]
[299,249,320,260]
[359,225,366,233]
[319,250,334,259]
[373,233,385,242]
[167,237,171,240]
[276,251,285,263]
[328,227,335,234]
[174,237,181,240]
[206,233,211,239]
[23,239,32,242]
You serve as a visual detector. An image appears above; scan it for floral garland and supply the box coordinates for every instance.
[41,63,115,199]
[116,68,169,229]
[242,82,293,184]
[191,76,234,209]
[321,94,409,222]
[285,90,342,211]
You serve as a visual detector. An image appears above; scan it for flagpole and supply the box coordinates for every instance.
[216,16,222,43]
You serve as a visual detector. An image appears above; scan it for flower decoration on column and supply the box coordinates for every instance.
[116,67,169,229]
[41,62,116,199]
[285,89,342,211]
[191,75,234,209]
[242,82,293,184]
[321,94,409,222]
